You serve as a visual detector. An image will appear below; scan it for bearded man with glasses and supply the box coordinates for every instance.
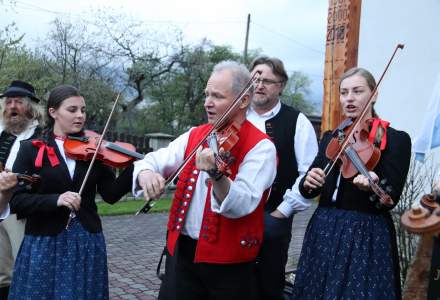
[247,56,318,300]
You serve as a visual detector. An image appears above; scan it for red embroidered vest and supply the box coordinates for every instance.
[167,120,271,263]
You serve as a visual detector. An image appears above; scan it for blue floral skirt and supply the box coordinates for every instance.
[291,206,399,300]
[8,219,109,300]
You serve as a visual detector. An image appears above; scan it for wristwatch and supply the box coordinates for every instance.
[207,168,224,181]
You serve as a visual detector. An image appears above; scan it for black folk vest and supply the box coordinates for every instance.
[264,103,300,212]
[0,127,41,167]
[0,131,17,166]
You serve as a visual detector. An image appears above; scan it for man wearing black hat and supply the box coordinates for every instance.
[0,80,44,300]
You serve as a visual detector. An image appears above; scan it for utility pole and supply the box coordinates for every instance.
[243,13,250,65]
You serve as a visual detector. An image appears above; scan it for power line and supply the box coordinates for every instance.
[3,1,326,64]
[5,1,325,58]
[253,22,324,55]
[7,1,244,26]
[13,0,67,15]
[133,20,243,25]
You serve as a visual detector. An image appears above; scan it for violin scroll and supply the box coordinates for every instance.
[0,163,40,191]
[401,192,440,234]
[16,174,41,190]
[368,178,394,208]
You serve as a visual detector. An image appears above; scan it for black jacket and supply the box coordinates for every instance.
[10,137,133,236]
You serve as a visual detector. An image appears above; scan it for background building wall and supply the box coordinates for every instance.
[359,0,440,140]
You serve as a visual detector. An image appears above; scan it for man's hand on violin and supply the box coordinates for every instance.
[195,147,217,171]
[57,191,81,211]
[304,168,326,190]
[353,171,378,191]
[138,169,165,201]
[0,171,18,193]
[196,146,231,203]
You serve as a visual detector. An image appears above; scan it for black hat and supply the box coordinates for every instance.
[0,80,41,103]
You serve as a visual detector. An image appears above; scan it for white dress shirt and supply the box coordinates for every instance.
[55,139,76,179]
[0,204,10,221]
[133,127,277,239]
[247,101,318,217]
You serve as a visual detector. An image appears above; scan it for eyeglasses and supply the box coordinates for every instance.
[255,78,283,86]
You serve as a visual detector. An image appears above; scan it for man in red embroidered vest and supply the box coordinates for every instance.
[133,61,276,300]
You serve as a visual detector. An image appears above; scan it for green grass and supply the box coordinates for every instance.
[97,198,172,216]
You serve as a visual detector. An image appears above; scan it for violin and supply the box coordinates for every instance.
[63,130,144,168]
[14,173,40,188]
[0,163,40,190]
[326,118,380,178]
[401,192,440,234]
[207,121,241,176]
[325,118,394,207]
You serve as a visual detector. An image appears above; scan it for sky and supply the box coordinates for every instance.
[1,0,328,108]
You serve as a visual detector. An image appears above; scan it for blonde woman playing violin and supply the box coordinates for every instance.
[291,68,411,300]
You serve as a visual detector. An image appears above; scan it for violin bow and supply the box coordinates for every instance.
[66,92,122,229]
[323,43,404,177]
[135,71,262,215]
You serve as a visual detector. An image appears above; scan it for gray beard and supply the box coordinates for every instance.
[253,96,271,108]
[3,116,31,135]
[252,95,279,109]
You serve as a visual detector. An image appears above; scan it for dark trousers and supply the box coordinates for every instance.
[158,247,176,300]
[0,286,9,300]
[163,234,259,300]
[256,211,293,300]
[428,235,440,300]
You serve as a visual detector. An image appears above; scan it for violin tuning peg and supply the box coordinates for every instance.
[385,185,393,193]
[18,181,25,186]
[375,202,382,209]
[25,185,32,190]
[380,178,387,186]
[369,195,377,202]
